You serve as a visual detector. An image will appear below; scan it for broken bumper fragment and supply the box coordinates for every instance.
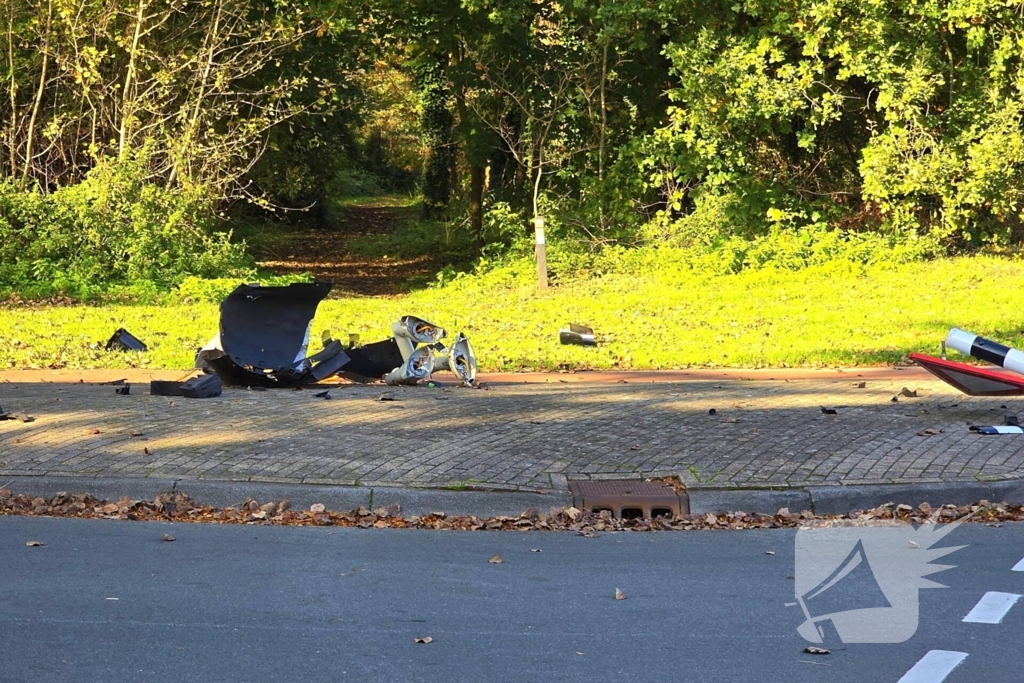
[196,281,477,388]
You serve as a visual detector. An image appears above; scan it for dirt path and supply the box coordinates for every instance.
[251,202,442,297]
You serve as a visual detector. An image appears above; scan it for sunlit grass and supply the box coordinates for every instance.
[1,256,1021,371]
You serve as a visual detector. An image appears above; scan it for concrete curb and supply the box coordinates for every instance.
[689,480,1024,515]
[0,475,573,518]
[5,474,1024,519]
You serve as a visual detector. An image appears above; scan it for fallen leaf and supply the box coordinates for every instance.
[576,651,586,656]
[986,523,1003,528]
[25,541,44,547]
[723,417,739,423]
[615,588,627,601]
[251,510,267,519]
[803,647,830,655]
[377,393,396,402]
[908,540,920,548]
[414,636,433,644]
[310,503,326,513]
[85,428,101,435]
[162,533,175,542]
[917,428,942,436]
[899,387,918,398]
[489,554,503,564]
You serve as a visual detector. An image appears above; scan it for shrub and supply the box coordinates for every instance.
[0,159,252,300]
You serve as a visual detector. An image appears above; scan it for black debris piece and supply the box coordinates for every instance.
[195,282,351,387]
[559,323,596,347]
[0,406,35,423]
[314,390,332,400]
[708,408,717,415]
[106,329,148,352]
[820,406,838,415]
[341,338,404,382]
[114,385,130,396]
[150,374,222,399]
[1007,415,1021,427]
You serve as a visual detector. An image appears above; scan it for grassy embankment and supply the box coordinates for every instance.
[1,254,1020,372]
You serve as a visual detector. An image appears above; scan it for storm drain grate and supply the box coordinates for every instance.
[568,480,689,519]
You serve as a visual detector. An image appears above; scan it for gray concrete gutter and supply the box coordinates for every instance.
[688,479,1024,515]
[3,474,1024,519]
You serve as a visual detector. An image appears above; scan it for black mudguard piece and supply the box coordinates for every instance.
[219,282,332,373]
[341,338,403,382]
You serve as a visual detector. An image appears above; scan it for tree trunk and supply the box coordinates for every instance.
[469,163,483,245]
[22,0,52,185]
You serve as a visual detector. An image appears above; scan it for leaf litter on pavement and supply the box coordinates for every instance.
[3,488,1024,532]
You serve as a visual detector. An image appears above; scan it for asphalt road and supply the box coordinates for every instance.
[1,517,1023,682]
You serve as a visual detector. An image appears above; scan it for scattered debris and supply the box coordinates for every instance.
[114,385,130,396]
[25,541,44,547]
[803,647,830,655]
[102,378,128,386]
[314,390,332,400]
[908,540,920,548]
[150,375,223,399]
[853,382,866,388]
[530,548,542,553]
[820,406,838,415]
[106,328,148,352]
[193,283,477,388]
[765,550,775,555]
[377,392,397,402]
[414,636,433,644]
[310,503,326,513]
[890,396,899,403]
[911,327,1024,396]
[917,428,942,436]
[559,323,597,347]
[615,588,627,600]
[723,417,739,423]
[708,408,717,415]
[162,533,176,542]
[899,387,918,398]
[488,554,503,564]
[970,425,1024,435]
[1007,416,1021,427]
[0,405,34,423]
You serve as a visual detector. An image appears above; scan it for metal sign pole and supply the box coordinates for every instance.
[534,216,548,290]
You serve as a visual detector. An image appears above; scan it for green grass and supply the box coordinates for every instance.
[1,255,1022,371]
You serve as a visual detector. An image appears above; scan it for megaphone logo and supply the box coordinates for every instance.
[792,517,967,644]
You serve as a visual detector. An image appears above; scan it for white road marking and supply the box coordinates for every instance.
[963,591,1022,624]
[897,651,968,683]
[1012,557,1024,572]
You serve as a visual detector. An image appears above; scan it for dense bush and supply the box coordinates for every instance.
[0,160,252,300]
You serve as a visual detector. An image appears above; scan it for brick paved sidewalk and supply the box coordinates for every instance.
[1,373,1023,492]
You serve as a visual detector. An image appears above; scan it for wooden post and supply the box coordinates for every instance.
[534,215,548,290]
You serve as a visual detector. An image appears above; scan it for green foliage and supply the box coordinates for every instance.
[646,0,1024,245]
[5,255,1024,372]
[418,59,456,218]
[0,159,252,301]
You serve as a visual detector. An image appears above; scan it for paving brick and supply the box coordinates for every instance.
[2,377,1024,491]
